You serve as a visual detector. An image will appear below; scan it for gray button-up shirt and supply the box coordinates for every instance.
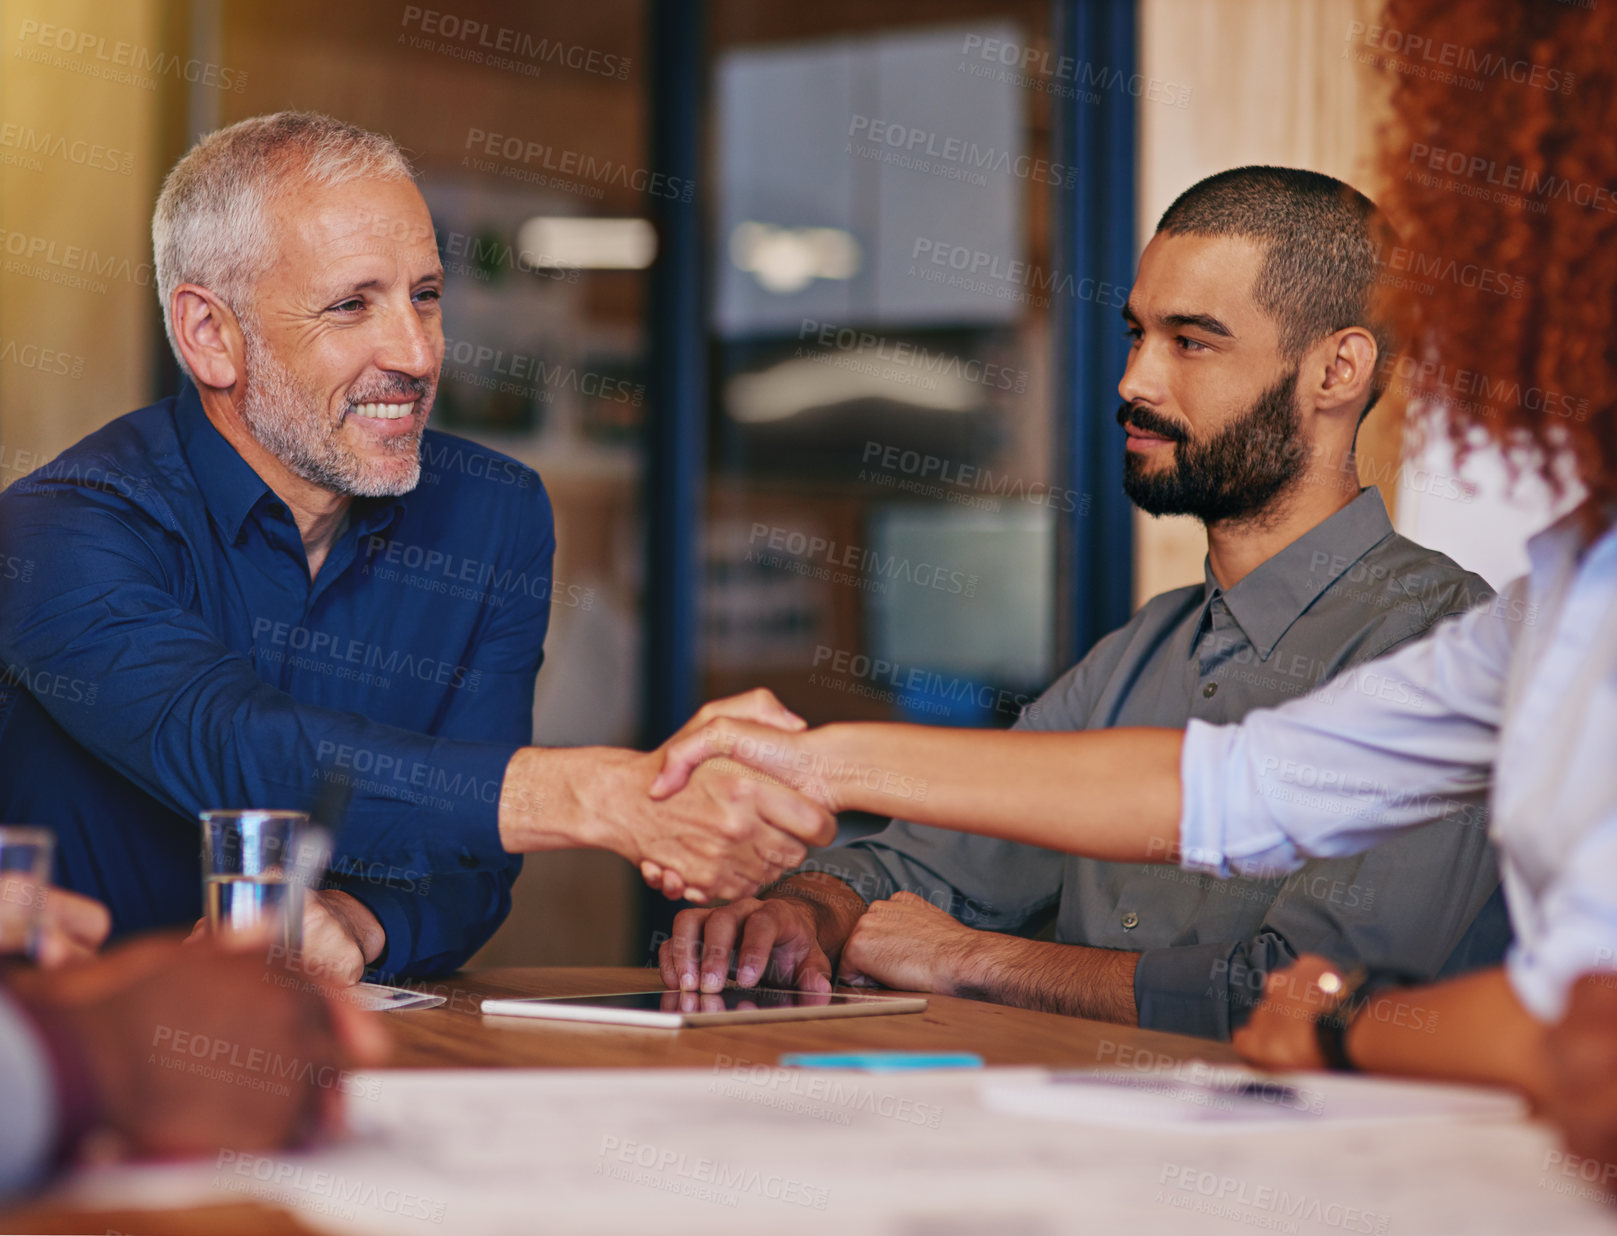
[797,489,1507,1040]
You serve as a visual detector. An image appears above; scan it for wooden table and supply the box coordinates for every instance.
[1,966,1236,1235]
[390,966,1240,1071]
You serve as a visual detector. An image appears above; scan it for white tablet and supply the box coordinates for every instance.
[479,987,928,1028]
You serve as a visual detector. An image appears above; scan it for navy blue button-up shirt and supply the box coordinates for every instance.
[0,382,555,976]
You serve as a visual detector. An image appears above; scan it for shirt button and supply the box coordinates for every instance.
[458,853,479,869]
[1121,911,1139,930]
[1203,682,1218,698]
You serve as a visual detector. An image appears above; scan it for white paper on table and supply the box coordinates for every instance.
[980,1066,1526,1132]
[343,983,446,1012]
[51,1066,1609,1236]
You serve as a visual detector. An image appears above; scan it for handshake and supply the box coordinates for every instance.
[497,687,847,905]
[211,688,861,992]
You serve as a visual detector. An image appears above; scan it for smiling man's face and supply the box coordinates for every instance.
[236,175,444,497]
[1117,231,1310,525]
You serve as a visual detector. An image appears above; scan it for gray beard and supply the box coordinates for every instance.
[238,331,424,498]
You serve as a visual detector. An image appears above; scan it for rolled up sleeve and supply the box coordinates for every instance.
[1509,808,1617,1021]
[1178,596,1511,880]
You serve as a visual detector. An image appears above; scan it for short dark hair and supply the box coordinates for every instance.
[1156,166,1398,420]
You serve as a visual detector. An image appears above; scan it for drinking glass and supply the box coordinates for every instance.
[0,827,53,958]
[200,810,326,950]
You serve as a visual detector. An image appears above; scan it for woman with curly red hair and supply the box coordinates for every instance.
[1367,0,1617,1178]
[650,0,1617,1103]
[1227,0,1617,1087]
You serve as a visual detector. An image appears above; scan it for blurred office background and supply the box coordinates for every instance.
[0,0,1565,967]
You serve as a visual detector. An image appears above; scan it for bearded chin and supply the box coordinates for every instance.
[1122,366,1305,524]
[238,336,425,498]
[321,422,425,498]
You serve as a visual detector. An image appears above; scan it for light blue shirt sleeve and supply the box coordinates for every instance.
[1175,520,1617,1023]
[1508,805,1617,1020]
[1178,593,1511,878]
[0,990,58,1197]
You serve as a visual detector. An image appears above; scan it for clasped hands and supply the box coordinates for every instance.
[632,689,838,903]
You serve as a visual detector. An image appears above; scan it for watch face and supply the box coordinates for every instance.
[1312,970,1376,1072]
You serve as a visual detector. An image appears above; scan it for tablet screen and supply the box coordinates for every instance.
[480,987,927,1026]
[536,989,869,1012]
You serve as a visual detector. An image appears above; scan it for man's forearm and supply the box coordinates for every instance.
[497,746,635,856]
[953,935,1140,1023]
[791,724,1184,862]
[761,872,868,966]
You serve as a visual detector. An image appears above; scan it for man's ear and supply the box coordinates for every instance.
[171,285,245,390]
[1308,327,1377,417]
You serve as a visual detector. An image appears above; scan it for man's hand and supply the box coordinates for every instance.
[661,897,833,994]
[11,933,389,1158]
[838,891,984,992]
[1547,973,1617,1184]
[185,889,383,988]
[639,690,825,901]
[499,689,834,902]
[634,756,834,902]
[1230,954,1342,1071]
[518,745,832,903]
[36,886,112,968]
[298,890,386,987]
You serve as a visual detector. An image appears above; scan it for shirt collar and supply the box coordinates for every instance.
[1198,487,1396,662]
[175,381,405,545]
[1526,498,1617,577]
[174,381,273,543]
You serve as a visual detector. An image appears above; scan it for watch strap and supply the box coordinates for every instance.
[1313,966,1371,1072]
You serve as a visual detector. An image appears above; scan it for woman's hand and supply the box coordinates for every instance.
[1231,954,1345,1071]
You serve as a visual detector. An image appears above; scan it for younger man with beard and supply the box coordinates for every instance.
[661,166,1507,1039]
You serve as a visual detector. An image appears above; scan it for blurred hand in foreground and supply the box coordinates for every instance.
[1230,954,1343,1071]
[35,886,111,969]
[10,933,389,1161]
[1547,973,1617,1190]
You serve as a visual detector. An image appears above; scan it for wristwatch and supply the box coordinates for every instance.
[1312,966,1372,1072]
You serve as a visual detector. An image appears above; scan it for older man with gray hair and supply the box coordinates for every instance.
[0,112,831,982]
